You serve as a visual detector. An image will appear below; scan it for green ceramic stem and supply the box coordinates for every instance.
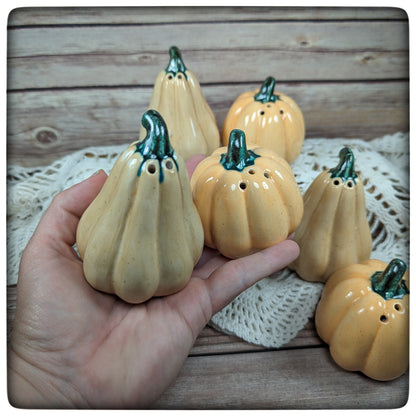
[329,147,358,184]
[135,109,178,182]
[254,76,281,103]
[165,46,188,79]
[371,259,409,300]
[220,129,259,171]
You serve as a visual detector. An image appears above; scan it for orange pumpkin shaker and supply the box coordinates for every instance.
[190,129,303,259]
[315,258,409,381]
[221,76,305,164]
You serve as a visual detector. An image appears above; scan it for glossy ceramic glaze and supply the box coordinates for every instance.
[289,147,372,282]
[315,258,409,381]
[190,129,303,259]
[140,46,220,161]
[221,76,305,164]
[77,110,204,304]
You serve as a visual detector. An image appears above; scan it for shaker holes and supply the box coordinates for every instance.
[239,182,247,190]
[147,164,156,174]
[165,160,173,170]
[380,315,388,322]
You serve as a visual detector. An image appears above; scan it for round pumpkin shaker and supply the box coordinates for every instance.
[76,109,204,304]
[190,128,303,259]
[221,76,305,164]
[315,258,409,381]
[289,147,372,282]
[140,45,220,161]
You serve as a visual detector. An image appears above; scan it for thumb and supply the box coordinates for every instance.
[32,170,107,248]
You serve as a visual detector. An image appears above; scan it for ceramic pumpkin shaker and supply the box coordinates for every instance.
[221,76,305,164]
[190,128,303,259]
[289,147,372,282]
[315,258,409,381]
[76,109,204,304]
[140,45,220,161]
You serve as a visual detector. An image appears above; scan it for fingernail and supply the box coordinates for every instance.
[91,169,105,177]
[287,232,295,240]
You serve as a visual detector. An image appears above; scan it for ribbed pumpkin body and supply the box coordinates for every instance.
[315,259,409,381]
[77,110,204,304]
[290,147,372,282]
[221,77,305,164]
[140,46,220,161]
[190,129,303,259]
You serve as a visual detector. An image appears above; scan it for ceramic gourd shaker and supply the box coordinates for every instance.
[221,76,305,164]
[77,109,204,304]
[190,128,303,259]
[315,258,409,381]
[140,46,220,161]
[290,147,372,282]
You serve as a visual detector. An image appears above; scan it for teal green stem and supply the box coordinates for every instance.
[371,259,409,300]
[220,129,259,171]
[135,109,178,182]
[165,46,188,79]
[254,76,281,103]
[329,147,358,184]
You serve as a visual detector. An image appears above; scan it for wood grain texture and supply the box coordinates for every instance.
[6,6,409,168]
[7,6,408,26]
[6,7,410,409]
[7,21,408,89]
[153,348,409,409]
[6,283,408,410]
[8,50,408,90]
[192,320,323,356]
[8,21,408,57]
[7,81,409,166]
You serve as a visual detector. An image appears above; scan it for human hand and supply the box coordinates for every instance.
[8,155,300,409]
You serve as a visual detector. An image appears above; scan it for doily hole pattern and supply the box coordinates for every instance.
[7,133,409,349]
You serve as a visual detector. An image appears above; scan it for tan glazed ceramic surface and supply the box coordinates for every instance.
[76,110,204,304]
[140,46,220,161]
[290,147,372,282]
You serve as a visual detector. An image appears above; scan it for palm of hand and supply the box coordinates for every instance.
[13,219,222,407]
[9,165,299,409]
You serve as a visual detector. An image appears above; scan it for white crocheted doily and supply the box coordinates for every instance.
[7,132,409,349]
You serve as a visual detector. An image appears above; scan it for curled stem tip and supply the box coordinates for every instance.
[135,109,177,181]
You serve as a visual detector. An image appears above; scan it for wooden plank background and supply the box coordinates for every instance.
[6,6,410,409]
[7,6,409,167]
